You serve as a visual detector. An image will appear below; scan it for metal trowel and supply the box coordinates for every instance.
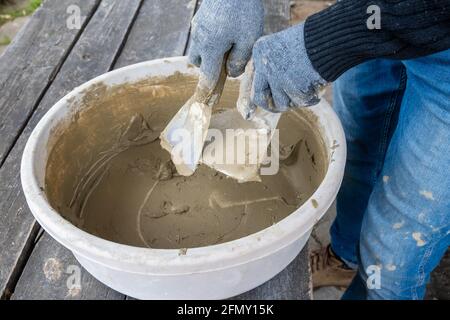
[160,56,228,176]
[160,58,281,182]
[202,60,281,182]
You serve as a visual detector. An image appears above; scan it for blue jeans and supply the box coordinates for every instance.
[330,50,450,300]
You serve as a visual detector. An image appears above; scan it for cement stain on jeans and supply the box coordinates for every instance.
[45,72,328,249]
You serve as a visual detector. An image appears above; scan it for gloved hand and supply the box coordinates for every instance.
[188,0,264,88]
[251,22,328,113]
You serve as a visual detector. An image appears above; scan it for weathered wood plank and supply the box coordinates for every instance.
[263,0,291,34]
[12,232,124,300]
[0,0,101,167]
[114,0,197,68]
[2,0,143,299]
[9,0,198,300]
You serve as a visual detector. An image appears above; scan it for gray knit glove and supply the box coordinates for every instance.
[188,0,264,87]
[252,22,328,112]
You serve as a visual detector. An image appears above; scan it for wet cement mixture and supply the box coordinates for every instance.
[45,72,328,249]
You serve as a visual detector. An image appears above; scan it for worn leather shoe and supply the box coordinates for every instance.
[311,244,356,289]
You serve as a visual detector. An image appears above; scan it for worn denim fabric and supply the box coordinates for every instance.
[331,50,450,300]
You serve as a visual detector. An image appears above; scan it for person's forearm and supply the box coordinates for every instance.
[304,0,450,81]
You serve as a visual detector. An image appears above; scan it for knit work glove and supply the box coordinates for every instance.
[252,22,327,112]
[188,0,264,88]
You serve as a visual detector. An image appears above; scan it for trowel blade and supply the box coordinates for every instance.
[160,96,211,176]
[160,56,229,177]
[201,60,281,183]
[201,108,280,183]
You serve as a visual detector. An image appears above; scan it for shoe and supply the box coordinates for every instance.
[310,244,356,289]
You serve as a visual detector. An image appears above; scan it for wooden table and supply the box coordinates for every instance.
[0,0,312,300]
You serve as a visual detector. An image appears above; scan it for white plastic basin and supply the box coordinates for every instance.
[21,57,346,300]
